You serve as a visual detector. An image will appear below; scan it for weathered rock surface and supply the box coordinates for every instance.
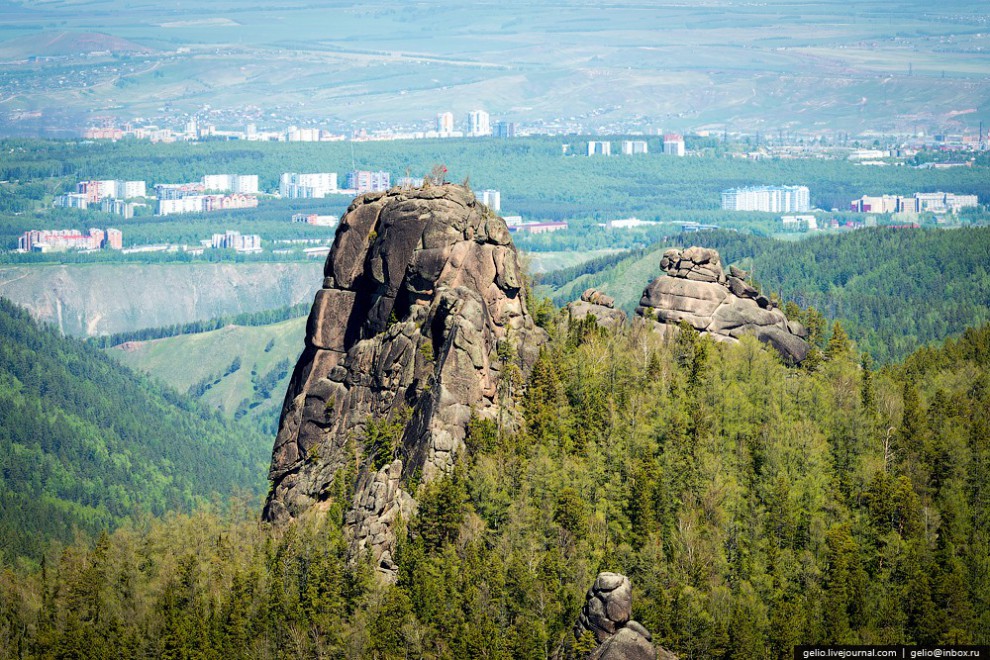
[567,288,627,329]
[575,572,675,660]
[263,184,545,578]
[637,247,810,363]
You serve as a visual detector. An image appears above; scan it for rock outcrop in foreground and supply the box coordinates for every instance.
[636,247,810,363]
[264,184,544,577]
[575,572,675,660]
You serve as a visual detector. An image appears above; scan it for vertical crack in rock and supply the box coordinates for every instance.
[263,184,546,579]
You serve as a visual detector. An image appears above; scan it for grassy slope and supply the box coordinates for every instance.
[112,316,306,434]
[549,249,663,313]
[521,249,624,275]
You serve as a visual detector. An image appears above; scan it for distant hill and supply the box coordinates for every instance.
[112,316,307,436]
[0,31,153,59]
[0,262,322,336]
[542,227,990,363]
[0,297,271,562]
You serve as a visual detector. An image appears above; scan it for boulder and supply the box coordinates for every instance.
[594,627,658,660]
[567,288,626,330]
[637,246,811,363]
[264,184,546,579]
[574,572,676,660]
[581,288,616,308]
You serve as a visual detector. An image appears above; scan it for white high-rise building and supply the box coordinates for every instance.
[468,110,491,137]
[587,141,611,156]
[77,180,146,200]
[117,180,147,199]
[212,230,262,253]
[203,174,258,195]
[202,174,230,191]
[721,186,810,212]
[279,172,338,198]
[202,174,259,194]
[437,112,454,135]
[621,140,648,155]
[663,134,685,156]
[158,197,205,216]
[346,170,390,193]
[286,126,321,142]
[477,189,501,211]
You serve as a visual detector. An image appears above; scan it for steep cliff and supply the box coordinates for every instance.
[263,184,545,576]
[637,246,811,363]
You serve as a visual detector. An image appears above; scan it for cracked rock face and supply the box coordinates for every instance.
[263,184,545,577]
[637,247,810,363]
[575,572,672,660]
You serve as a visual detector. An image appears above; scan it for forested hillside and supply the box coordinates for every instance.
[0,298,271,562]
[544,227,990,363]
[2,314,987,657]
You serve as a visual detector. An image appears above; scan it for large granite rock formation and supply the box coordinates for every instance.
[567,288,627,330]
[637,247,810,363]
[263,184,545,577]
[575,572,675,660]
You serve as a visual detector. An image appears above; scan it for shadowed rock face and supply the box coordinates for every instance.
[637,247,810,363]
[263,184,545,577]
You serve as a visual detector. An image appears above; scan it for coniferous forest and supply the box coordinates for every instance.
[1,300,988,658]
[0,299,271,562]
[543,226,990,364]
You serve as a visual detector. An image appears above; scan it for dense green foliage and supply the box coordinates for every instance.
[2,314,989,657]
[0,298,271,564]
[745,227,990,364]
[546,227,990,364]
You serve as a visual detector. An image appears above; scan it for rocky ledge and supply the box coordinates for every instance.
[636,246,810,363]
[263,184,545,577]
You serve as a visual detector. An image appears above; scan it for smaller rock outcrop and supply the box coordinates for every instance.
[638,247,810,363]
[574,572,674,660]
[568,288,627,330]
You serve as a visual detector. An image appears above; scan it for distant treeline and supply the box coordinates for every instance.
[537,246,647,288]
[543,226,990,364]
[88,301,311,348]
[3,137,989,255]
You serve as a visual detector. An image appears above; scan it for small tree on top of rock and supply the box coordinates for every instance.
[426,164,447,186]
